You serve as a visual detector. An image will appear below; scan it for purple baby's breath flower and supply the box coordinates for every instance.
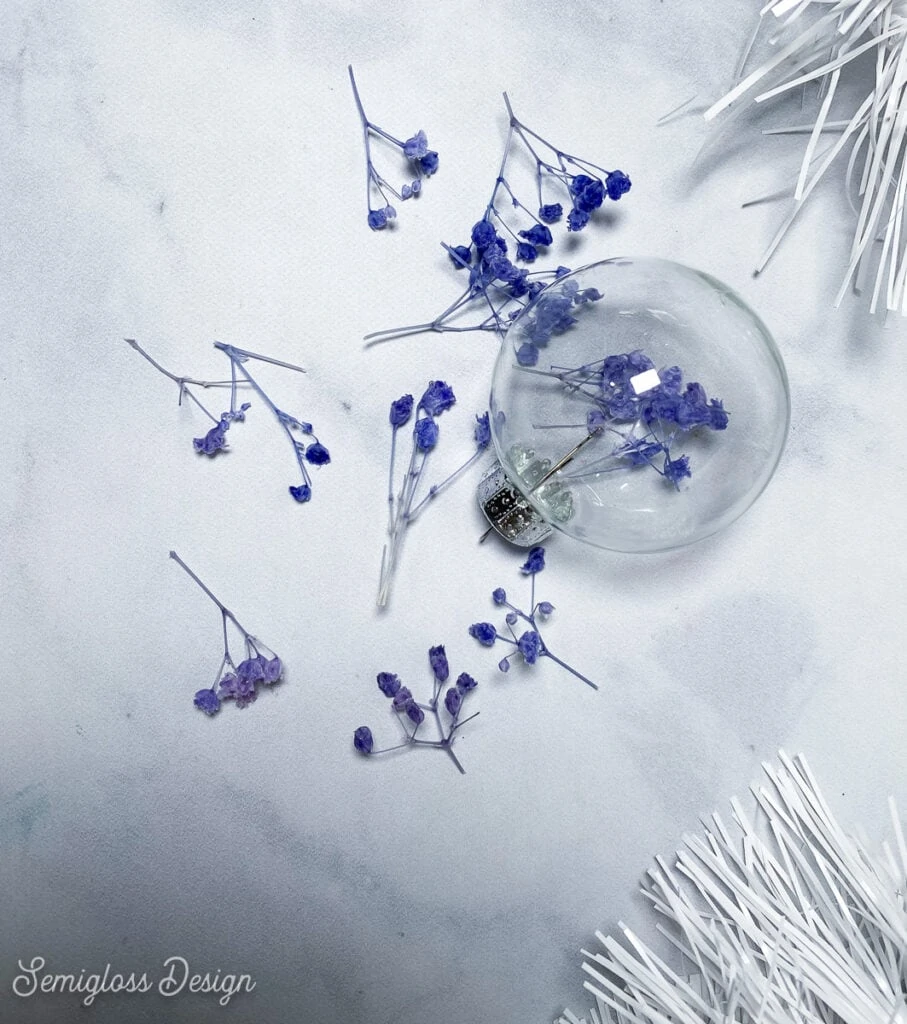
[575,178,605,212]
[521,546,546,575]
[516,342,539,367]
[389,394,414,427]
[391,686,414,710]
[492,588,507,605]
[368,208,388,230]
[474,412,491,450]
[353,725,374,754]
[567,207,590,232]
[194,688,221,715]
[384,204,397,221]
[448,245,472,268]
[289,483,312,502]
[377,672,402,698]
[419,151,439,175]
[403,129,429,159]
[606,169,632,200]
[518,630,542,664]
[405,700,425,725]
[262,656,283,684]
[505,611,518,626]
[444,687,462,717]
[237,657,266,684]
[419,380,456,416]
[469,622,497,646]
[663,453,692,487]
[411,179,422,195]
[516,242,538,263]
[456,672,478,693]
[429,645,449,682]
[193,418,230,456]
[538,203,563,223]
[537,601,554,616]
[471,219,497,249]
[498,658,510,673]
[304,442,331,465]
[414,418,439,451]
[708,398,729,430]
[520,224,553,247]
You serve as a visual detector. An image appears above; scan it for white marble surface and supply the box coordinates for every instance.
[1,1,905,1022]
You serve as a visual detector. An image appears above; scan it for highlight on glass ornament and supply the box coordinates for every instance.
[479,257,790,553]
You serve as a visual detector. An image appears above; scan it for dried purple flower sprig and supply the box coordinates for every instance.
[519,348,729,489]
[378,380,491,607]
[348,64,439,230]
[469,546,597,689]
[364,95,630,345]
[170,551,283,714]
[353,645,479,774]
[126,338,330,503]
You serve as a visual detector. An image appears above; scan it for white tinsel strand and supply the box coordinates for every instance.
[558,752,907,1024]
[706,0,907,314]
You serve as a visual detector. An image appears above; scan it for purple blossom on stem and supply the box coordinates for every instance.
[378,382,493,608]
[170,551,284,715]
[126,338,330,503]
[469,547,598,689]
[517,348,728,488]
[363,94,630,347]
[353,647,480,773]
[349,65,439,230]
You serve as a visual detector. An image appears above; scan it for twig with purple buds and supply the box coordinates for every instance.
[378,380,491,607]
[353,646,479,774]
[364,94,631,345]
[170,550,283,715]
[348,64,439,231]
[469,546,597,689]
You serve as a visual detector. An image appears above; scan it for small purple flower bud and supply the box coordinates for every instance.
[193,419,230,456]
[517,630,542,664]
[587,409,607,431]
[567,207,590,232]
[537,602,554,616]
[419,151,439,176]
[520,546,546,575]
[456,672,478,693]
[353,726,374,754]
[474,412,491,450]
[516,342,539,367]
[377,672,402,698]
[471,219,497,250]
[392,686,413,710]
[555,265,571,278]
[419,380,456,416]
[403,129,428,159]
[405,701,425,725]
[428,645,449,682]
[516,241,538,263]
[411,179,422,195]
[384,204,397,221]
[519,224,553,247]
[492,588,507,605]
[606,169,632,200]
[367,208,388,230]
[469,622,497,647]
[444,687,462,717]
[262,656,283,684]
[448,245,472,268]
[194,688,221,715]
[414,417,439,451]
[305,442,331,465]
[390,394,414,427]
[401,183,413,200]
[289,483,312,502]
[498,658,510,673]
[505,611,518,626]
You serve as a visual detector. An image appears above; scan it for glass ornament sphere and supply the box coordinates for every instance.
[481,257,790,553]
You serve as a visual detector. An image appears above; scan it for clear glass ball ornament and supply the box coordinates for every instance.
[479,257,790,553]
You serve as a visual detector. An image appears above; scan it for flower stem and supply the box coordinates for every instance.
[169,551,253,638]
[542,648,598,690]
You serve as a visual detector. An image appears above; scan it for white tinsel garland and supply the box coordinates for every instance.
[559,751,907,1024]
[707,0,907,314]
